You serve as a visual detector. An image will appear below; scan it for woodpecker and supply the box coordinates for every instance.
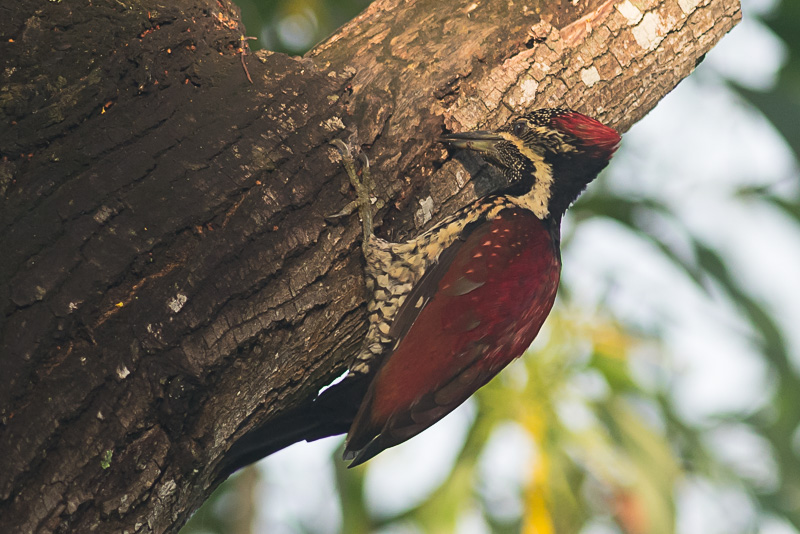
[220,108,620,474]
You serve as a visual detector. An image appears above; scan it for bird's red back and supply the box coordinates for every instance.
[345,207,560,462]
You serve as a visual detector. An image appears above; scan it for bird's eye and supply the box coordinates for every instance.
[512,121,528,137]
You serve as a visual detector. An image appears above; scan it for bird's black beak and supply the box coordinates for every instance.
[439,131,504,155]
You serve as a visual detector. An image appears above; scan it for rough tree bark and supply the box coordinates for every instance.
[0,0,739,531]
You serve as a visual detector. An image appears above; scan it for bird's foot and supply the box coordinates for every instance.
[329,139,379,250]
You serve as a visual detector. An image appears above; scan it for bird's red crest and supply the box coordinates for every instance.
[551,112,621,160]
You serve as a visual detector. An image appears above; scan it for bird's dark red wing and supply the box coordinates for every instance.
[387,232,466,346]
[345,208,561,465]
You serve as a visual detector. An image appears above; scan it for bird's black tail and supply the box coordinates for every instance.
[218,375,368,477]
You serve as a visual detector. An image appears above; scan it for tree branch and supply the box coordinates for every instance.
[0,0,740,531]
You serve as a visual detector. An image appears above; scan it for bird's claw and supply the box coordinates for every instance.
[330,139,351,157]
[326,200,359,220]
[329,138,376,249]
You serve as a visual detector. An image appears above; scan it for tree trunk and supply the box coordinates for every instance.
[0,0,740,531]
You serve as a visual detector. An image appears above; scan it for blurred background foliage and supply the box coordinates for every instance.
[184,0,800,532]
[236,0,370,54]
